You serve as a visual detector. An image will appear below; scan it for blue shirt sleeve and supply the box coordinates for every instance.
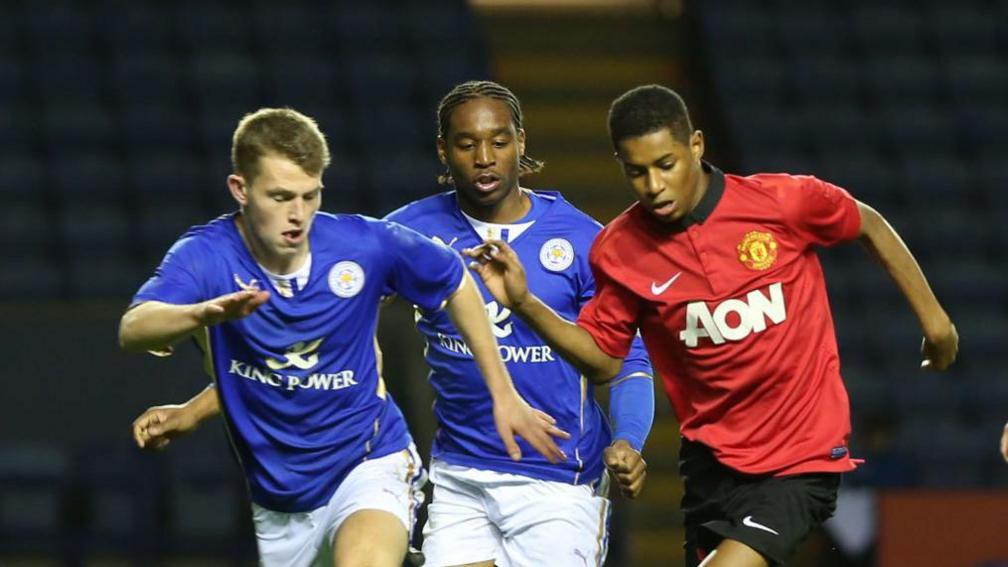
[608,373,655,452]
[132,235,208,307]
[378,220,465,312]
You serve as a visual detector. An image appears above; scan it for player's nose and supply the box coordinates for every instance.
[645,169,665,196]
[475,142,495,167]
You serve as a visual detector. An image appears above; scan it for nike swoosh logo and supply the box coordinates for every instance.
[650,272,682,295]
[742,515,780,536]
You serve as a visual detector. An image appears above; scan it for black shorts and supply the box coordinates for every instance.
[680,438,840,566]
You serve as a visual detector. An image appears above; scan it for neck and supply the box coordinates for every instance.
[687,164,712,215]
[234,214,308,275]
[457,185,531,224]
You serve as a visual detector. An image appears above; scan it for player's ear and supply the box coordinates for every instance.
[436,136,448,165]
[227,174,248,206]
[517,128,526,156]
[690,130,705,162]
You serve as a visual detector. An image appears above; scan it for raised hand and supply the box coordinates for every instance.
[492,391,570,463]
[198,289,271,326]
[462,239,530,310]
[604,439,647,499]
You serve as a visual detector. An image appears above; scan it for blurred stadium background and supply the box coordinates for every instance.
[1,0,1006,565]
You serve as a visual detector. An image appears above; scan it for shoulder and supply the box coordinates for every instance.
[384,191,455,229]
[168,214,235,258]
[727,171,828,202]
[534,190,603,233]
[588,204,647,272]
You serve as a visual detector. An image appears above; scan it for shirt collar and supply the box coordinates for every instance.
[642,161,725,232]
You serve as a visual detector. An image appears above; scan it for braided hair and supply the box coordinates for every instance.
[435,80,544,185]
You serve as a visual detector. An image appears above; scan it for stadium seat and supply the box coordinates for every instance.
[848,5,926,56]
[32,53,106,104]
[162,440,248,557]
[120,102,197,154]
[943,56,1008,105]
[0,56,27,105]
[925,5,1000,56]
[790,56,861,104]
[110,52,187,106]
[23,0,94,55]
[42,102,118,151]
[188,51,262,109]
[0,443,71,556]
[252,0,331,53]
[174,1,253,52]
[864,56,942,104]
[71,442,162,561]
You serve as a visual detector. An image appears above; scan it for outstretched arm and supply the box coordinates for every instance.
[119,289,270,353]
[132,384,222,450]
[856,201,958,370]
[464,240,623,382]
[444,271,570,463]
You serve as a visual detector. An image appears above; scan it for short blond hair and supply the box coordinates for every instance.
[231,108,331,183]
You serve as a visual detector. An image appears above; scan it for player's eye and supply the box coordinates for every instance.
[659,162,675,170]
[493,140,508,148]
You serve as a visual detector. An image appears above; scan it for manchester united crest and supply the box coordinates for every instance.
[737,231,778,271]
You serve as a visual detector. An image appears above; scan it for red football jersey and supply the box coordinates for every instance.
[577,163,862,476]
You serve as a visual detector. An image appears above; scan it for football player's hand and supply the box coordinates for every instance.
[493,391,570,463]
[132,404,200,450]
[921,321,958,371]
[463,239,530,310]
[1000,422,1008,463]
[198,289,270,326]
[604,439,647,499]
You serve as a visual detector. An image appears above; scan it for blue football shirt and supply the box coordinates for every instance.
[133,212,464,512]
[386,190,652,485]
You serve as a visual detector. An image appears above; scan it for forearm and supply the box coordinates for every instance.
[514,295,623,382]
[445,273,517,400]
[119,301,204,352]
[608,373,655,452]
[185,384,222,423]
[857,202,952,336]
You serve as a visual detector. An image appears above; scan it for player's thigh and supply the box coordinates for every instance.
[495,479,611,567]
[422,462,504,567]
[330,508,408,567]
[251,503,328,567]
[324,447,425,565]
[697,539,769,567]
[697,473,840,566]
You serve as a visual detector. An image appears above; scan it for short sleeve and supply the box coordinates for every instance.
[575,254,642,359]
[575,246,651,375]
[379,220,465,312]
[778,175,861,247]
[132,236,207,307]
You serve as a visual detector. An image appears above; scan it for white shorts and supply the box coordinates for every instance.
[421,460,611,567]
[251,445,425,567]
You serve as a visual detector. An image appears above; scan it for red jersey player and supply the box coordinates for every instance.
[464,85,959,567]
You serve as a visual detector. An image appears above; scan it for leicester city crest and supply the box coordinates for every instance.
[539,238,575,272]
[328,261,365,298]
